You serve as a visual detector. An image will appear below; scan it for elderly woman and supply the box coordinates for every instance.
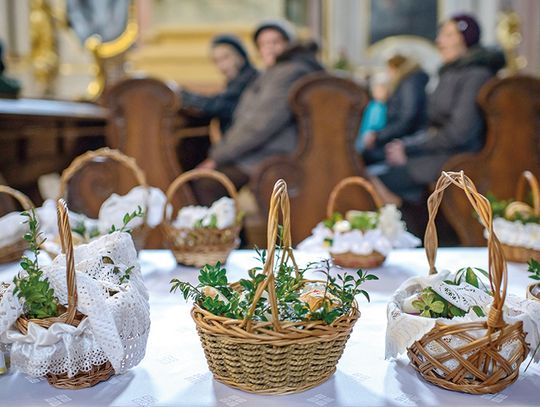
[371,14,505,203]
[179,34,258,134]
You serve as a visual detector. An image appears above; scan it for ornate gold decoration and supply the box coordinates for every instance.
[84,1,138,100]
[29,0,59,93]
[497,10,527,74]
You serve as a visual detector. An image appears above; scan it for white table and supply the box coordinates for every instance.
[1,248,539,407]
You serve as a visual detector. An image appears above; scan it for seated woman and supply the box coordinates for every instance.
[194,20,324,205]
[371,14,505,203]
[362,54,428,164]
[179,34,258,134]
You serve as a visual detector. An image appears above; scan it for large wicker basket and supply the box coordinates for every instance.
[191,179,360,394]
[326,176,386,269]
[162,169,241,267]
[0,186,34,264]
[500,170,540,263]
[15,199,114,389]
[406,171,528,394]
[58,147,149,251]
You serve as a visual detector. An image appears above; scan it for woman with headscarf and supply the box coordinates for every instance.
[179,34,258,134]
[372,14,505,203]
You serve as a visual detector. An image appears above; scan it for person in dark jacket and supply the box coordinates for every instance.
[180,34,258,134]
[0,41,21,98]
[372,14,505,203]
[362,54,428,164]
[194,20,324,205]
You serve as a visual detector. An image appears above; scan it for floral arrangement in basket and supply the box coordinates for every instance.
[484,170,540,263]
[0,200,150,389]
[40,147,165,256]
[0,185,34,264]
[162,169,242,267]
[298,176,420,268]
[385,171,540,395]
[527,259,540,302]
[169,179,377,394]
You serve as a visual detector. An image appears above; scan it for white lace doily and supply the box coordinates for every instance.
[0,232,150,378]
[0,211,28,248]
[385,270,540,368]
[297,206,421,257]
[172,197,236,229]
[487,217,540,250]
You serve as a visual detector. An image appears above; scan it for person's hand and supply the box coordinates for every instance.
[385,140,407,166]
[197,159,217,170]
[363,131,377,150]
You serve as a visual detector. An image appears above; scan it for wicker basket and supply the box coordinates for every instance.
[58,147,149,251]
[162,169,241,267]
[499,171,540,263]
[406,171,528,394]
[190,179,359,394]
[14,199,114,389]
[527,283,540,303]
[0,186,34,264]
[326,176,386,269]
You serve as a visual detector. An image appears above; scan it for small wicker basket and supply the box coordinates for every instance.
[191,179,359,394]
[0,186,34,264]
[15,199,114,389]
[162,169,241,267]
[326,176,386,269]
[527,283,540,303]
[499,170,540,263]
[58,147,149,251]
[407,171,528,394]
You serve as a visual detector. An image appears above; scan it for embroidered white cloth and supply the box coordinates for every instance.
[0,212,28,248]
[38,186,166,256]
[385,270,540,366]
[0,232,150,378]
[487,217,540,251]
[297,204,421,256]
[172,197,236,229]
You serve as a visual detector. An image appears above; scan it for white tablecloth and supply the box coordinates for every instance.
[0,248,539,407]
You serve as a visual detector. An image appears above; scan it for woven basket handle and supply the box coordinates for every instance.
[0,185,34,211]
[326,176,384,218]
[515,170,540,216]
[425,171,508,330]
[56,199,78,325]
[163,168,239,222]
[59,147,148,197]
[242,179,299,332]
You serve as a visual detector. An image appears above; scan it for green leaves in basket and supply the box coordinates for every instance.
[322,212,343,229]
[109,206,145,234]
[13,210,59,319]
[485,193,540,224]
[170,245,378,325]
[348,211,379,231]
[71,220,100,241]
[412,286,486,319]
[528,259,540,281]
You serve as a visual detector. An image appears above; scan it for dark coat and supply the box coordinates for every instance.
[210,42,324,171]
[403,47,505,184]
[375,68,428,147]
[180,63,258,133]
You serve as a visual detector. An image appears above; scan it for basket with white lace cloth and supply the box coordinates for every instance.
[0,186,34,264]
[385,171,537,394]
[162,169,241,267]
[45,147,165,254]
[488,170,540,263]
[0,199,150,389]
[298,176,420,269]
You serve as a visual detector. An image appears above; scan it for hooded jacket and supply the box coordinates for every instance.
[402,46,506,184]
[209,41,323,172]
[374,62,429,147]
[180,62,258,133]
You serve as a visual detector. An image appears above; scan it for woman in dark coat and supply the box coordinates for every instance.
[179,34,258,134]
[362,54,428,164]
[372,14,505,202]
